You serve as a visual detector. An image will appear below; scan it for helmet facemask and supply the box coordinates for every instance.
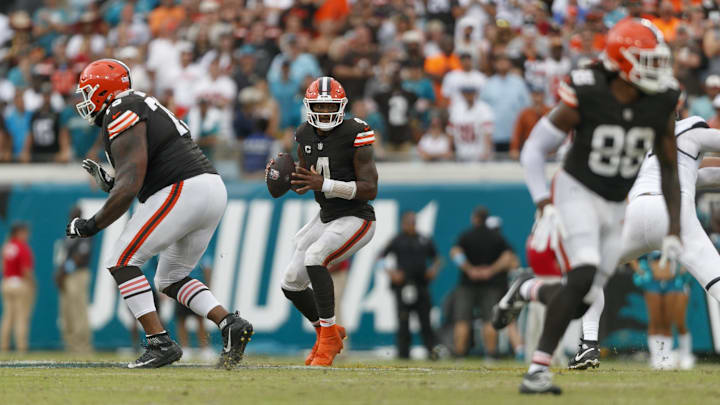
[304,97,347,130]
[620,43,673,94]
[75,83,104,124]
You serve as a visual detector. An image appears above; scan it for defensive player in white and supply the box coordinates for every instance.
[621,116,720,298]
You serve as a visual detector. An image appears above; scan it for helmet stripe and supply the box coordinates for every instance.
[321,77,329,95]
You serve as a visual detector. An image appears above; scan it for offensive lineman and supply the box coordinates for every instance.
[493,19,682,394]
[67,59,253,369]
[273,76,378,367]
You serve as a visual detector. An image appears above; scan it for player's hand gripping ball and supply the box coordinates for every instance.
[265,153,296,198]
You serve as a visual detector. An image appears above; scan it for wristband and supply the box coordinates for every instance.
[321,179,357,200]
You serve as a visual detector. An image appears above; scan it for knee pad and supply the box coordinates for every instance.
[304,243,326,267]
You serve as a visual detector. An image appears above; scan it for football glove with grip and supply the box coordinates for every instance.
[659,235,683,270]
[66,217,100,238]
[530,204,567,253]
[82,159,114,192]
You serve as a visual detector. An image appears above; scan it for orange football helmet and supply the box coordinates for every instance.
[76,59,132,124]
[304,76,348,130]
[602,18,673,94]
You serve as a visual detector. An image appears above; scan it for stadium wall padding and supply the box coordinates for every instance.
[0,181,718,354]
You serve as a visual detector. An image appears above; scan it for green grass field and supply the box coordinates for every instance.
[1,353,719,404]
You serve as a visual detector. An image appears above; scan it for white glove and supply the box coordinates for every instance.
[659,235,683,270]
[530,204,567,253]
[82,159,114,192]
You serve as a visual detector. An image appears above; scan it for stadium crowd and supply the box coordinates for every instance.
[0,0,718,174]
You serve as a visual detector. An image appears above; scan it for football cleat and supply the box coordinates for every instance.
[491,272,534,330]
[310,324,345,367]
[568,339,600,370]
[519,370,562,395]
[128,333,183,369]
[306,325,346,365]
[217,312,254,370]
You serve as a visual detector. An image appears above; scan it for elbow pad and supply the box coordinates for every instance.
[321,179,357,200]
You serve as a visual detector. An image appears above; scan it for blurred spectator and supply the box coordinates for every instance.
[481,50,530,153]
[710,95,720,129]
[172,43,204,117]
[454,16,482,65]
[381,211,441,360]
[196,57,238,140]
[569,27,600,69]
[448,87,494,162]
[8,53,32,88]
[65,12,106,61]
[673,25,704,97]
[59,95,100,161]
[1,222,35,353]
[510,86,551,160]
[689,76,720,121]
[704,11,720,75]
[651,1,680,44]
[117,46,152,93]
[187,96,222,160]
[402,60,435,128]
[148,0,186,37]
[269,60,302,131]
[314,0,350,30]
[374,74,418,153]
[4,92,32,161]
[32,0,69,54]
[50,38,77,97]
[21,83,70,163]
[449,207,517,358]
[0,120,10,162]
[331,26,377,105]
[54,206,92,354]
[533,36,571,105]
[425,36,461,97]
[268,33,322,94]
[418,112,453,162]
[108,2,151,47]
[147,23,183,96]
[441,53,486,106]
[241,117,275,177]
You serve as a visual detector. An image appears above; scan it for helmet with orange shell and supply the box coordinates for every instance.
[76,59,132,124]
[303,76,348,130]
[602,18,674,94]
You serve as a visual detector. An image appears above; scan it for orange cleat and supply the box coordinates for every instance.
[310,324,346,367]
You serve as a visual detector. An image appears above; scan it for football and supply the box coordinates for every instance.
[266,153,295,198]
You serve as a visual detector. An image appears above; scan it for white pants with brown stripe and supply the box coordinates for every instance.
[107,173,227,292]
[281,213,375,291]
[553,170,626,286]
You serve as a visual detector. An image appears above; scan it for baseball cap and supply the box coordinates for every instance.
[707,75,720,88]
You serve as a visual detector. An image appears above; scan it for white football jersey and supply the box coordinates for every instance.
[448,98,494,161]
[630,116,720,200]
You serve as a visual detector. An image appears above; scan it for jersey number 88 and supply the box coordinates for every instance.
[589,125,654,178]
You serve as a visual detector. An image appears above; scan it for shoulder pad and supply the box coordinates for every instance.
[349,117,375,147]
[675,116,709,136]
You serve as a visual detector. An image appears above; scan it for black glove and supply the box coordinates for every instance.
[66,217,100,238]
[82,159,114,192]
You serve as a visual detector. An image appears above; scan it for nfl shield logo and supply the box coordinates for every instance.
[318,143,323,151]
[623,108,633,121]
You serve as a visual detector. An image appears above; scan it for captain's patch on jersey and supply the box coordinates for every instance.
[108,110,140,140]
[354,130,375,147]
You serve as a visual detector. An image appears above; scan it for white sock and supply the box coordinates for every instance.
[648,334,660,365]
[176,279,220,318]
[119,275,156,318]
[320,316,336,327]
[519,279,541,301]
[678,333,692,357]
[528,351,551,373]
[650,335,674,369]
[581,290,604,341]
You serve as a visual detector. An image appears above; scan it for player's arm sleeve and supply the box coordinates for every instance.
[697,167,720,189]
[689,127,720,156]
[519,116,568,203]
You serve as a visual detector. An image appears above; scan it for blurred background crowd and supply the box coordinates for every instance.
[1,0,720,176]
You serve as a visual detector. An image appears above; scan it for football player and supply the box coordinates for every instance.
[272,76,378,366]
[620,117,720,301]
[67,59,253,369]
[495,19,682,394]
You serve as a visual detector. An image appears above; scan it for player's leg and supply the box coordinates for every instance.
[416,286,437,357]
[667,290,694,369]
[394,287,411,359]
[677,206,720,302]
[452,285,475,356]
[280,214,326,365]
[304,217,375,366]
[480,286,503,358]
[569,289,604,370]
[522,174,602,393]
